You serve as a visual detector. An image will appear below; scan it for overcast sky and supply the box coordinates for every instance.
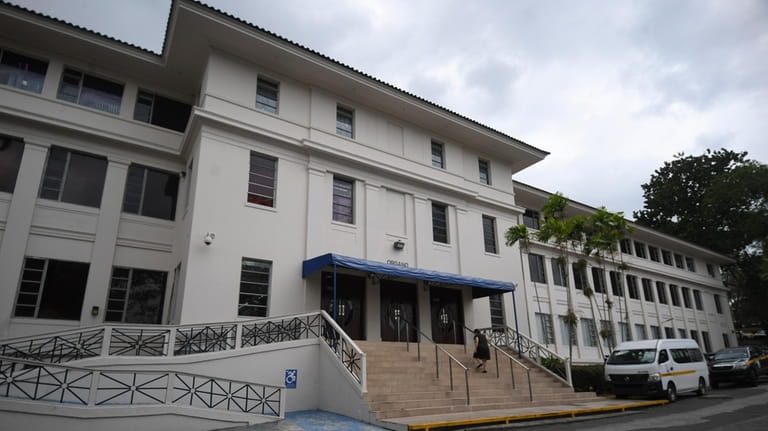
[11,0,768,219]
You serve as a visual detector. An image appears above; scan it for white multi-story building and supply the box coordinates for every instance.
[0,0,733,369]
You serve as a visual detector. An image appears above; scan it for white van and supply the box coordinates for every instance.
[605,339,708,402]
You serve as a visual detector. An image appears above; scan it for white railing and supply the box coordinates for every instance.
[482,325,572,387]
[0,355,283,418]
[0,311,366,393]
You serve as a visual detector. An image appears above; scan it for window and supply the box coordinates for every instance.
[431,141,444,168]
[559,315,577,345]
[620,239,632,254]
[592,267,607,294]
[656,281,668,304]
[634,241,647,258]
[39,146,107,208]
[239,258,271,317]
[609,271,623,296]
[522,209,540,230]
[664,327,675,339]
[641,278,654,302]
[581,318,598,347]
[123,164,179,220]
[618,322,630,342]
[536,313,555,344]
[256,77,279,114]
[722,333,730,348]
[690,330,699,343]
[432,202,448,243]
[693,289,703,310]
[678,328,686,339]
[332,176,354,224]
[14,257,89,320]
[336,105,354,138]
[551,258,567,287]
[685,257,696,272]
[701,331,712,353]
[626,274,639,299]
[674,253,685,269]
[573,263,586,290]
[714,294,723,314]
[105,267,167,323]
[648,246,660,262]
[482,215,497,254]
[489,294,505,328]
[706,263,716,277]
[634,324,647,340]
[0,48,47,93]
[662,250,673,265]
[681,287,692,308]
[0,136,24,193]
[600,320,614,348]
[650,325,661,339]
[669,284,681,307]
[478,159,490,185]
[57,68,123,114]
[528,253,546,283]
[247,152,277,207]
[134,90,191,132]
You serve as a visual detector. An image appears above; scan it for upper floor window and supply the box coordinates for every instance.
[256,77,279,114]
[336,105,354,138]
[674,253,685,269]
[681,286,692,308]
[572,263,586,290]
[239,258,271,317]
[634,241,647,258]
[432,202,448,243]
[57,68,123,114]
[123,164,179,221]
[626,274,639,299]
[714,294,723,314]
[662,249,673,265]
[247,152,277,207]
[523,209,540,230]
[552,258,568,287]
[0,136,24,193]
[641,278,654,302]
[669,284,681,306]
[478,159,491,185]
[648,246,660,262]
[431,141,444,168]
[134,90,191,132]
[706,263,716,277]
[106,267,167,324]
[482,215,498,254]
[656,281,668,304]
[693,289,703,310]
[592,267,606,293]
[40,146,107,208]
[609,271,623,296]
[620,239,632,254]
[528,253,546,283]
[0,48,47,93]
[14,257,89,320]
[332,176,354,224]
[685,257,696,272]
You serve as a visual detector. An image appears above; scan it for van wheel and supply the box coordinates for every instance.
[697,377,707,396]
[748,369,759,387]
[666,382,677,402]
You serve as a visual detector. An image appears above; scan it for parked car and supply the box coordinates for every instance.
[605,339,708,402]
[709,346,768,388]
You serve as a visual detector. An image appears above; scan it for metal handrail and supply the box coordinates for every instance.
[458,323,533,401]
[395,318,470,405]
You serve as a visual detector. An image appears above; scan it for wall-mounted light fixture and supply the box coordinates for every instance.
[91,306,100,316]
[204,232,216,245]
[393,240,405,250]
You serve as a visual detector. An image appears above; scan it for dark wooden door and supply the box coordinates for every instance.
[321,272,365,340]
[430,286,464,344]
[380,280,418,342]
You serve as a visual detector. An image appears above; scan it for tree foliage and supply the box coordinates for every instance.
[633,149,768,328]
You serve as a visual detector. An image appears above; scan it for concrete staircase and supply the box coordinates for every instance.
[358,341,602,420]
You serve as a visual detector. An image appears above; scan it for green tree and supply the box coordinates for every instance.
[633,149,768,329]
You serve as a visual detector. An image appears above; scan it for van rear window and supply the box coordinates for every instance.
[670,348,704,363]
[607,348,657,364]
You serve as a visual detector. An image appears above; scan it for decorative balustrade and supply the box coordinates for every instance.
[481,325,572,386]
[0,356,283,417]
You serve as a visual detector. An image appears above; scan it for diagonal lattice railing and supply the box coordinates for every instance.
[0,311,366,393]
[0,355,283,417]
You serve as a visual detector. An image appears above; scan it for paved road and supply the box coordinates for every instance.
[491,380,768,431]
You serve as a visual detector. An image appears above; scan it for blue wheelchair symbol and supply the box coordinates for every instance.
[285,369,297,388]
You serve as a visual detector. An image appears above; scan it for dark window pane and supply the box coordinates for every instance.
[239,258,271,317]
[432,203,448,243]
[483,215,497,253]
[256,78,279,114]
[248,153,276,207]
[123,164,145,214]
[124,269,167,324]
[134,91,153,123]
[40,146,67,200]
[479,159,490,184]
[336,106,354,138]
[79,73,123,114]
[332,177,354,223]
[431,141,444,168]
[37,260,89,320]
[0,49,48,93]
[151,94,191,132]
[57,69,81,103]
[0,137,24,193]
[60,151,107,207]
[141,169,178,220]
[523,209,540,229]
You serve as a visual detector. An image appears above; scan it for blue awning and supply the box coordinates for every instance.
[302,253,515,297]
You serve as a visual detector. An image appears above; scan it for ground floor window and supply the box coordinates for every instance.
[535,313,555,344]
[239,258,271,317]
[634,324,647,340]
[106,267,167,323]
[581,318,598,347]
[489,294,505,328]
[14,257,89,320]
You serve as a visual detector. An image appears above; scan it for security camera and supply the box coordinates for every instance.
[204,232,215,245]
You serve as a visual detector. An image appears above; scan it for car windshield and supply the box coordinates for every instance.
[607,348,657,364]
[713,349,749,361]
